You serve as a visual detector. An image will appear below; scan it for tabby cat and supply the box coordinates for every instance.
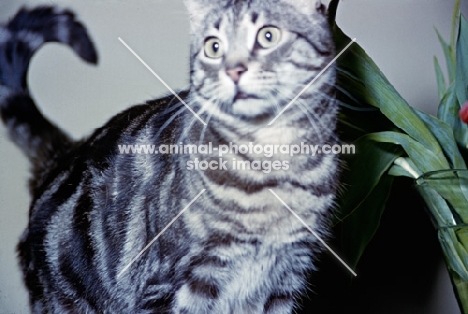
[0,0,338,313]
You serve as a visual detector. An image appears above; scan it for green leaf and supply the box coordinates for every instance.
[339,174,394,270]
[333,24,446,161]
[438,84,468,150]
[434,56,447,99]
[435,28,455,82]
[335,137,402,222]
[389,157,421,178]
[415,170,468,223]
[439,227,468,281]
[451,0,461,51]
[388,163,414,178]
[455,15,468,106]
[438,84,460,125]
[327,0,339,26]
[416,182,456,226]
[414,108,467,169]
[367,131,451,173]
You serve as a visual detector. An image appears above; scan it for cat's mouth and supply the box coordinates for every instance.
[234,92,260,101]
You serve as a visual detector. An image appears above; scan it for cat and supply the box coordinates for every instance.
[0,1,338,313]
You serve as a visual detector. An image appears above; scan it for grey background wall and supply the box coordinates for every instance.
[0,0,467,313]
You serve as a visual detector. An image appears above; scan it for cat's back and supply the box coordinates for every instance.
[18,91,188,312]
[30,93,185,199]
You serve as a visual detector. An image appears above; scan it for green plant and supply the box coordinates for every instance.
[331,0,468,311]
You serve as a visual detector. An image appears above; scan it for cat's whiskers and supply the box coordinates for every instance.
[161,95,186,116]
[299,91,340,142]
[197,100,217,146]
[296,100,325,143]
[178,95,216,143]
[262,87,282,117]
[273,85,328,143]
[154,104,188,141]
[199,82,222,98]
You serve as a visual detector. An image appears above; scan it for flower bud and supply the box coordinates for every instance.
[459,101,468,124]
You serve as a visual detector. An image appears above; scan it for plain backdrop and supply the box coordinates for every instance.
[1,0,468,313]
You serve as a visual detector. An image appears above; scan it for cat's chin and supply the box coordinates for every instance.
[232,98,272,117]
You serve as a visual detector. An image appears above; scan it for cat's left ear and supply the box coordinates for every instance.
[286,0,323,14]
[182,0,212,31]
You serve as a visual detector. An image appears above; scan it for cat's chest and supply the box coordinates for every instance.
[202,235,307,309]
[225,250,283,298]
[186,202,310,269]
[186,196,306,238]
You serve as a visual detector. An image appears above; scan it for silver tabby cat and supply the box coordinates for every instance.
[0,0,338,313]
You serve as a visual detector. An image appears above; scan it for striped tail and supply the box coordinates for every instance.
[0,6,97,166]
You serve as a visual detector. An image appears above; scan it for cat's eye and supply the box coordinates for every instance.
[204,37,224,59]
[256,26,281,49]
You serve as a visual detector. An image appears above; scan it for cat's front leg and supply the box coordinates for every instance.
[172,281,218,314]
[261,253,310,314]
[171,255,228,314]
[263,294,295,314]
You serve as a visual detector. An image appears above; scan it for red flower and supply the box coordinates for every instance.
[460,101,468,124]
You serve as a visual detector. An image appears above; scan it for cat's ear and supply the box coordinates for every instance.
[286,0,323,14]
[182,0,212,31]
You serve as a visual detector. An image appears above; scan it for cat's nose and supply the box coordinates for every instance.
[226,64,247,84]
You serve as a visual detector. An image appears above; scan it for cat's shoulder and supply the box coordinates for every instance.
[86,90,189,144]
[73,90,189,164]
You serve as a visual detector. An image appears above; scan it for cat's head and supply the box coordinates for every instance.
[184,0,334,123]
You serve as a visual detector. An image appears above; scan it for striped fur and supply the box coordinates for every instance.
[1,1,338,313]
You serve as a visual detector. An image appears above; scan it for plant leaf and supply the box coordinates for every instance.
[367,131,451,173]
[438,84,460,125]
[455,15,468,106]
[339,174,394,270]
[333,24,446,162]
[451,0,461,52]
[414,108,467,169]
[388,163,414,178]
[438,84,468,151]
[389,157,421,178]
[435,28,456,82]
[335,136,402,222]
[434,56,447,99]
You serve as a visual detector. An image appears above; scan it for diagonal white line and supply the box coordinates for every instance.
[268,38,357,126]
[118,37,207,126]
[117,189,206,278]
[268,189,357,277]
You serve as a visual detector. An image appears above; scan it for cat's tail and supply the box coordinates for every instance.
[0,6,97,163]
